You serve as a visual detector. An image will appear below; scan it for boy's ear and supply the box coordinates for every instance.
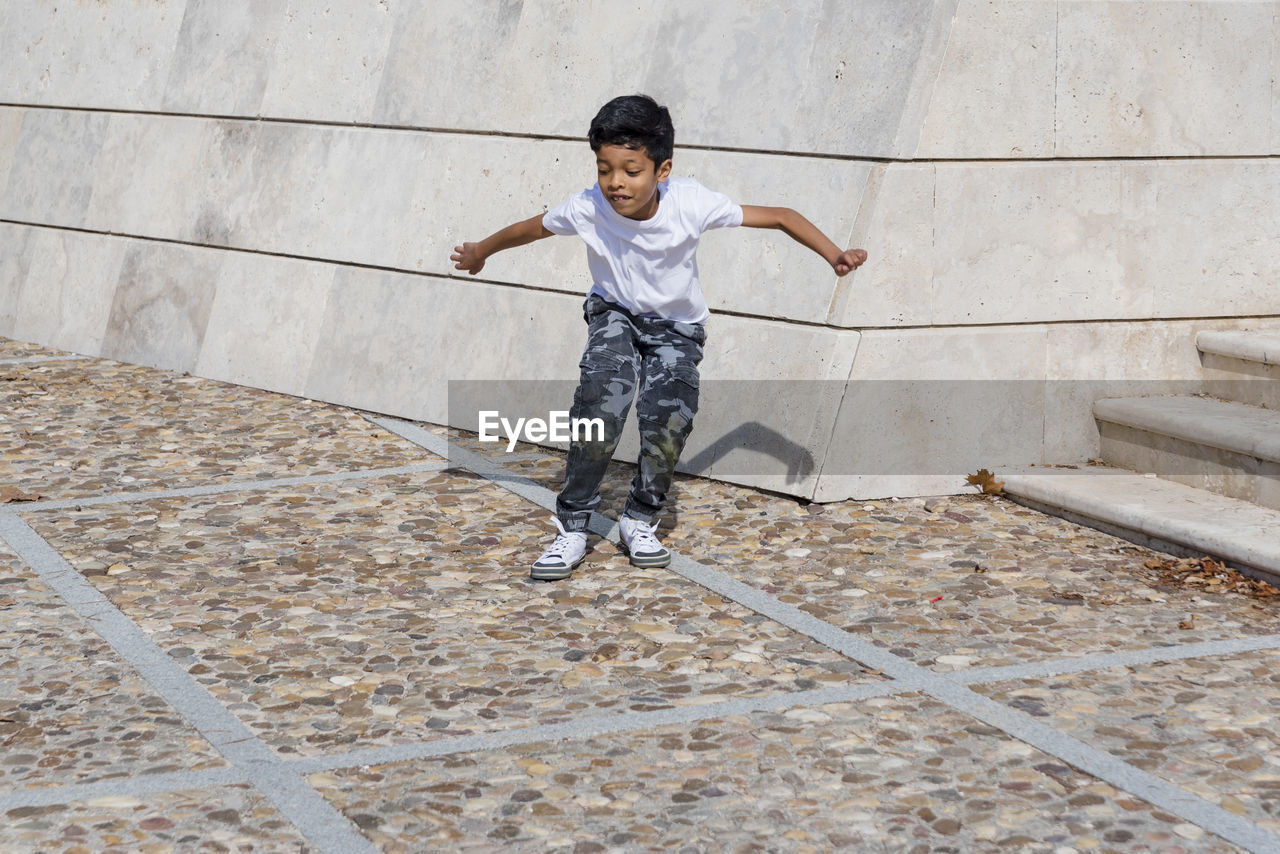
[656,159,673,181]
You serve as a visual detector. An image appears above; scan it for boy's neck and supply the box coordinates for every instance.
[625,184,662,221]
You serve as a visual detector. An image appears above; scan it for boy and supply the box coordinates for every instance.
[451,94,866,580]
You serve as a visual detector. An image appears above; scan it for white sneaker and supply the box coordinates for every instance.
[530,517,587,580]
[618,515,671,568]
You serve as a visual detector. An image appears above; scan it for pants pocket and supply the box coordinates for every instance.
[574,350,635,423]
[638,362,700,435]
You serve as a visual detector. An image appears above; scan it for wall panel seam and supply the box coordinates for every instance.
[3,219,1276,334]
[1,103,1276,166]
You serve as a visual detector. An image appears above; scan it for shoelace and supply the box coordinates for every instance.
[542,532,581,559]
[626,519,664,554]
[540,518,584,562]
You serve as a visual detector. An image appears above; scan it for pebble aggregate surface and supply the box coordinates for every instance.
[975,652,1280,837]
[0,358,425,500]
[307,698,1242,853]
[5,784,313,853]
[2,338,1279,853]
[0,340,57,359]
[26,474,879,757]
[0,547,226,790]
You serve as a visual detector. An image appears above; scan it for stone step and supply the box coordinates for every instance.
[1093,395,1280,509]
[1197,329,1280,366]
[1096,395,1280,461]
[999,466,1280,584]
[1197,330,1280,410]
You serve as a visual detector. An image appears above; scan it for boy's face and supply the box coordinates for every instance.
[596,144,672,221]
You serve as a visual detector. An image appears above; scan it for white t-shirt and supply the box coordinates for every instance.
[542,177,743,324]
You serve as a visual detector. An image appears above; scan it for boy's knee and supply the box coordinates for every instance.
[639,413,694,449]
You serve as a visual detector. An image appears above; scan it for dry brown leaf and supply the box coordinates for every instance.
[965,469,1005,495]
[1145,555,1279,601]
[1178,617,1196,630]
[0,487,43,504]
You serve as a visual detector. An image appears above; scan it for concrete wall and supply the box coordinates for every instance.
[1,0,1277,500]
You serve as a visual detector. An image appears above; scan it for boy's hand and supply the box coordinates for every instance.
[832,248,868,277]
[451,242,486,275]
[449,215,552,275]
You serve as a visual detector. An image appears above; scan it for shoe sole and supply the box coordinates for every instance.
[530,555,585,581]
[620,544,671,569]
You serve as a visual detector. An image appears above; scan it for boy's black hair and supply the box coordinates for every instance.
[588,94,674,168]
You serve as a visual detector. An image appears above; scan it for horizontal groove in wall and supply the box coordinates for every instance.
[5,218,1276,335]
[1,102,1278,166]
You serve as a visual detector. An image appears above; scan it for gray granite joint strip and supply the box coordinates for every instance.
[955,634,1280,685]
[372,416,1280,854]
[290,681,906,775]
[658,562,1280,851]
[0,354,87,366]
[0,767,249,811]
[1,686,918,813]
[370,417,569,519]
[0,511,378,854]
[12,628,1280,821]
[14,462,450,512]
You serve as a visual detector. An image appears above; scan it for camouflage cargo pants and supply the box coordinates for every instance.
[556,294,705,533]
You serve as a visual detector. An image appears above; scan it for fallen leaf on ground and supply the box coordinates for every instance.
[1146,556,1279,600]
[0,487,44,504]
[965,469,1005,495]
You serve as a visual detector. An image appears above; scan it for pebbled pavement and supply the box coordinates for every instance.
[2,337,1278,854]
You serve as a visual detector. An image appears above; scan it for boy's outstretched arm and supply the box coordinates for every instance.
[740,205,867,276]
[451,213,554,275]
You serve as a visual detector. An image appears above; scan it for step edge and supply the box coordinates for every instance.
[1094,396,1280,463]
[999,469,1280,579]
[1196,330,1280,367]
